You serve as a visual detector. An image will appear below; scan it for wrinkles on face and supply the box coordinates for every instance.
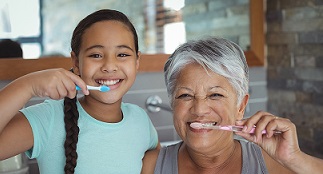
[172,63,240,146]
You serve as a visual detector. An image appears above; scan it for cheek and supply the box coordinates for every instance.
[123,61,137,76]
[78,60,91,75]
[173,103,188,128]
[173,114,186,139]
[79,65,92,78]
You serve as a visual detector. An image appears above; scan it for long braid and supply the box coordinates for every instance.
[63,96,80,174]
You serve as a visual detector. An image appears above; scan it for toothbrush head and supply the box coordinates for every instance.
[99,85,110,92]
[190,122,204,129]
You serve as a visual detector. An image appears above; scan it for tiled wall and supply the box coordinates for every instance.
[267,0,323,158]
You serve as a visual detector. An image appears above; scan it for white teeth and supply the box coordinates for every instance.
[201,122,216,126]
[98,79,120,86]
[190,122,217,129]
[191,122,216,126]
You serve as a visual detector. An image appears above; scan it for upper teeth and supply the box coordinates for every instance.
[202,122,216,126]
[98,79,120,86]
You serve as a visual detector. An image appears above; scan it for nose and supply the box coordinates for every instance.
[101,56,118,73]
[190,97,211,117]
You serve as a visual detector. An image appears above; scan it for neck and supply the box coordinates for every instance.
[79,96,123,123]
[179,140,241,173]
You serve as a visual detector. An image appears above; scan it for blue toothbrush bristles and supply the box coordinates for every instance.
[99,85,110,92]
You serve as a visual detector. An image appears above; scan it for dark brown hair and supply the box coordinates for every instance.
[0,39,23,58]
[63,9,139,174]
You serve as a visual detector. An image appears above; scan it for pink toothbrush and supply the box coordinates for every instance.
[190,122,281,134]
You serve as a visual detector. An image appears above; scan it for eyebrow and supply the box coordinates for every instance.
[116,45,134,52]
[176,86,193,92]
[85,44,134,52]
[209,86,228,92]
[176,86,228,92]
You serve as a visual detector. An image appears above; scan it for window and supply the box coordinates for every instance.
[145,0,185,54]
[0,0,42,58]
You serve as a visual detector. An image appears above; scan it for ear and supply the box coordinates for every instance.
[136,51,141,72]
[71,51,80,75]
[236,94,249,120]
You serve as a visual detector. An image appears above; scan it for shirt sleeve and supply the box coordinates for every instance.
[20,99,59,158]
[147,115,159,150]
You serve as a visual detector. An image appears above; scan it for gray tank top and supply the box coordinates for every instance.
[154,139,268,174]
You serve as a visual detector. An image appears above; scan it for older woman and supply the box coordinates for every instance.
[142,37,323,174]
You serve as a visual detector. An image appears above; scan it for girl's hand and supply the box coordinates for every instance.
[23,68,89,99]
[234,111,301,165]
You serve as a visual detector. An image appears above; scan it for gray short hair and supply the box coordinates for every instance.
[164,37,249,106]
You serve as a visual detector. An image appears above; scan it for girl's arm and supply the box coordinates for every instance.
[235,111,323,174]
[141,148,160,174]
[0,68,88,160]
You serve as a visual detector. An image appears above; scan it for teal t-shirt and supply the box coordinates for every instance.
[21,99,158,174]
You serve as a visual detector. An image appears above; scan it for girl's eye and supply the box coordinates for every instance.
[175,94,193,101]
[89,53,102,58]
[118,53,130,57]
[208,93,224,100]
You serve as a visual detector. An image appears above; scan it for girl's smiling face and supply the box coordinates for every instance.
[172,63,248,149]
[72,20,139,104]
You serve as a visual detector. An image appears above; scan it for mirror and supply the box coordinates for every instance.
[0,0,264,80]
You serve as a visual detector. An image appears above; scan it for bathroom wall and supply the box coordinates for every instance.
[266,0,323,157]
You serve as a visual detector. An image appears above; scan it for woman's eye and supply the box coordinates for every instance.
[208,93,224,100]
[176,94,193,100]
[89,53,102,58]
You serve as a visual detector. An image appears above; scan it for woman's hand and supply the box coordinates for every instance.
[234,111,301,165]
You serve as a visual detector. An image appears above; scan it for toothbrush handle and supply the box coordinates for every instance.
[76,85,97,90]
[231,126,281,134]
[249,127,268,134]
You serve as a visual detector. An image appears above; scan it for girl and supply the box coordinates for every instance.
[0,9,159,173]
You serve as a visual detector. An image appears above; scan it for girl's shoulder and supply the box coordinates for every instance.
[121,102,146,114]
[22,99,64,112]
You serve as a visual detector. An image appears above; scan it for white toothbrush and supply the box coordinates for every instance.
[190,122,281,134]
[76,85,110,92]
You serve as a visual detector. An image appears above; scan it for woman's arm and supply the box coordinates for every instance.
[283,150,323,174]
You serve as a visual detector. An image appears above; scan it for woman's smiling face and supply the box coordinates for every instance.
[172,63,247,149]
